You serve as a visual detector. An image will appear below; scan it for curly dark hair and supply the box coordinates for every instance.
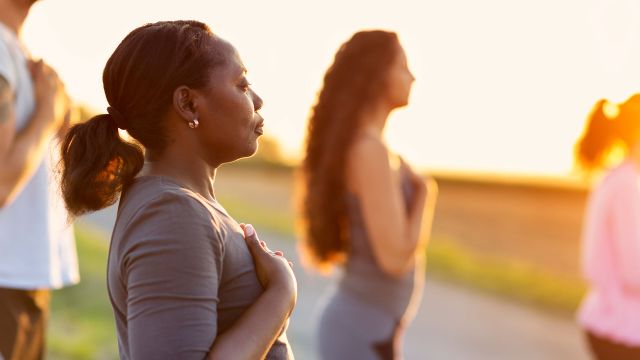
[298,30,401,270]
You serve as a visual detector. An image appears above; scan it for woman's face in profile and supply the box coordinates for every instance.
[193,38,264,164]
[385,46,415,109]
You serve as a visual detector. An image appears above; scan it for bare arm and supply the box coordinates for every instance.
[0,62,68,207]
[347,137,429,277]
[404,160,438,256]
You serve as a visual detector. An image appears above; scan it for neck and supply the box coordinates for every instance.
[360,100,392,138]
[145,159,217,201]
[143,147,219,202]
[0,1,31,35]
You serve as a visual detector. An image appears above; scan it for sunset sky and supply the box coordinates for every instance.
[21,0,640,176]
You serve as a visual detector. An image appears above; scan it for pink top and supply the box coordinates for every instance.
[578,161,640,346]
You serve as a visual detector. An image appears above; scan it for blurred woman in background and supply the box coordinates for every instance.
[298,30,437,360]
[576,95,640,359]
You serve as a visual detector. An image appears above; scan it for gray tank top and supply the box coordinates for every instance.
[338,171,418,320]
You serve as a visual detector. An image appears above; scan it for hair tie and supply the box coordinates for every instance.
[107,106,127,130]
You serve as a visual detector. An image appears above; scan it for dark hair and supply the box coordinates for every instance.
[298,30,401,270]
[575,94,640,172]
[60,20,225,216]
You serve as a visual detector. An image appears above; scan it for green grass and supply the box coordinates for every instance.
[426,239,586,313]
[218,194,295,235]
[48,226,118,360]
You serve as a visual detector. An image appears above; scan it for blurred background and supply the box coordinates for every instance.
[23,0,640,358]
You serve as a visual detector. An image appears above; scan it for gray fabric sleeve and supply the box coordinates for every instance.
[121,192,224,360]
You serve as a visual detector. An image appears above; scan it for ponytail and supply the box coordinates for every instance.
[575,99,619,172]
[60,114,144,217]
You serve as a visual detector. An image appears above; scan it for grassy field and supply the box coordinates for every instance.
[48,226,117,360]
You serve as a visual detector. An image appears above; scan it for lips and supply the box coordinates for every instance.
[254,120,264,135]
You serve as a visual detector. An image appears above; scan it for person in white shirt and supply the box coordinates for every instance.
[0,0,79,359]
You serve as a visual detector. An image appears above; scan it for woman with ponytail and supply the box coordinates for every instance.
[298,31,437,359]
[60,21,296,359]
[576,95,640,359]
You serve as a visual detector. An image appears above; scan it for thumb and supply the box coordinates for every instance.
[243,224,263,254]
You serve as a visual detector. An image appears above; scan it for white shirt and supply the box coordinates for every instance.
[0,22,79,290]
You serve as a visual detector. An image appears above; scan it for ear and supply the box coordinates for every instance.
[172,86,198,121]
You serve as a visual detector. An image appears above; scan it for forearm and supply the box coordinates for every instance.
[0,111,56,206]
[207,285,293,360]
[405,191,427,252]
[394,199,427,273]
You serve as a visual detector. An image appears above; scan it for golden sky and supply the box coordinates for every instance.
[21,0,640,176]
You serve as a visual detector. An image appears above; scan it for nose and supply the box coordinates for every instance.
[251,89,263,112]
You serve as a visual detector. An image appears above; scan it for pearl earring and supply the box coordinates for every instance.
[188,118,199,129]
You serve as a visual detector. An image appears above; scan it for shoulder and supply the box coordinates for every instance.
[601,162,637,191]
[348,134,391,174]
[129,177,210,215]
[346,134,395,195]
[350,134,387,158]
[113,178,228,273]
[588,162,640,211]
[116,177,223,246]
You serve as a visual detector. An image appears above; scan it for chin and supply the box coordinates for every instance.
[392,99,409,109]
[240,142,259,159]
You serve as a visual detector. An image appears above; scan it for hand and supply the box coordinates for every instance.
[399,157,427,198]
[29,59,71,132]
[241,224,297,309]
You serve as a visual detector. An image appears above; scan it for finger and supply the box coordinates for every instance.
[260,241,276,254]
[274,251,283,256]
[260,241,277,255]
[243,224,272,258]
[243,224,260,239]
[243,224,261,251]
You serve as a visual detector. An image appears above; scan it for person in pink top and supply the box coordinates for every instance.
[575,95,640,359]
